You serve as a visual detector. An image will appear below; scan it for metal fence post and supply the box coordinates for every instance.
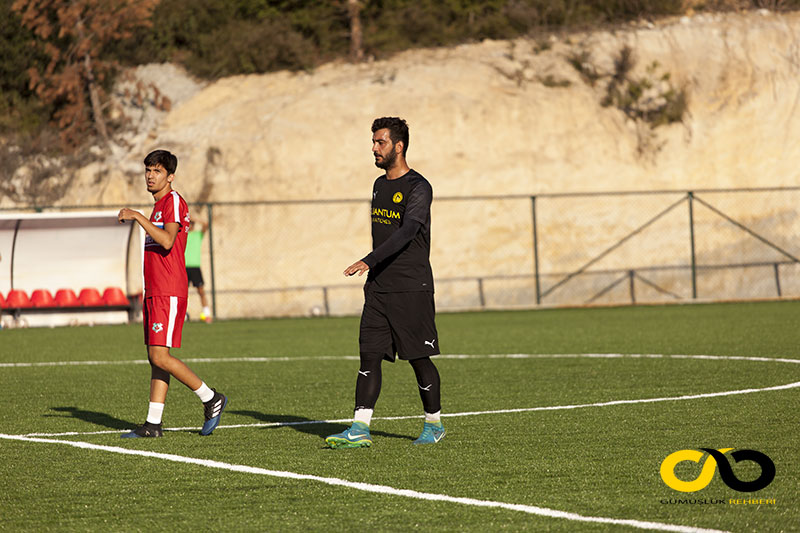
[206,203,217,319]
[628,269,636,303]
[531,196,541,305]
[10,219,21,289]
[687,191,697,299]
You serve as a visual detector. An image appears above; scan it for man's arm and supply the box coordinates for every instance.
[343,218,422,277]
[118,208,181,250]
[363,219,421,266]
[344,179,431,277]
[364,177,431,267]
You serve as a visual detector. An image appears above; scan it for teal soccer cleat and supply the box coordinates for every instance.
[413,421,445,445]
[325,421,372,449]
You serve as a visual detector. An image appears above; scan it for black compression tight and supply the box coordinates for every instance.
[409,356,441,414]
[354,353,383,411]
[355,354,441,414]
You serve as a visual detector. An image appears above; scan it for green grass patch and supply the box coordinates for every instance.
[1,301,798,531]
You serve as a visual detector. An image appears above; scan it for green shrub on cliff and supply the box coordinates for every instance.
[3,0,799,152]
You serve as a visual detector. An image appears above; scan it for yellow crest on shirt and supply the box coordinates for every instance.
[392,192,403,203]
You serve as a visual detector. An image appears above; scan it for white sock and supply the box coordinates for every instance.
[202,306,211,316]
[353,408,373,426]
[194,382,214,403]
[425,411,441,423]
[146,402,164,425]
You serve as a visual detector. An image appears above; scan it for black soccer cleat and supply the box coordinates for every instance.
[121,421,163,438]
[200,389,227,436]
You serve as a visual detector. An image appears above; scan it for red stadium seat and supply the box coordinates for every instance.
[55,289,80,307]
[78,288,103,307]
[6,289,32,308]
[102,287,130,306]
[30,289,57,308]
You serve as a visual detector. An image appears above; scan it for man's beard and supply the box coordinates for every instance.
[374,149,397,170]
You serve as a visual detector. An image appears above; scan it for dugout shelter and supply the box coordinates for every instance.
[0,211,143,327]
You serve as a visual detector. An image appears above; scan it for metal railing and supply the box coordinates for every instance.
[6,186,800,318]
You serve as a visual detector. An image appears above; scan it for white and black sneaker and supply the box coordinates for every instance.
[121,421,163,438]
[200,389,227,436]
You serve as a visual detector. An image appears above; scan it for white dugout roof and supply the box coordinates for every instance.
[0,211,143,297]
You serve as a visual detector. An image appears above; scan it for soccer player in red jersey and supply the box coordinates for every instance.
[118,150,227,438]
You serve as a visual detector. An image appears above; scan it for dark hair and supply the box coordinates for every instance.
[144,150,178,175]
[371,117,409,157]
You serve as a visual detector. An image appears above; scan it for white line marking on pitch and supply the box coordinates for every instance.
[0,433,728,533]
[22,379,800,438]
[2,352,799,368]
[0,355,358,368]
[14,354,800,437]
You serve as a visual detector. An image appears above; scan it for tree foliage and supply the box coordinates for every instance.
[110,0,800,81]
[11,0,159,148]
[0,0,50,135]
[4,0,800,152]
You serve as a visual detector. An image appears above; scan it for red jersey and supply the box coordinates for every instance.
[144,190,189,298]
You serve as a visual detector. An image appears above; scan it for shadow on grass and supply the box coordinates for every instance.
[45,406,136,430]
[228,410,414,442]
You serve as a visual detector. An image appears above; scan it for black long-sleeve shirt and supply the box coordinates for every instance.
[362,169,434,292]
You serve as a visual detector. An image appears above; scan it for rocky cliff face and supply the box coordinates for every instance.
[4,10,800,317]
[6,9,795,208]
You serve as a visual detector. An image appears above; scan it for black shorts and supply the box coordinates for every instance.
[186,267,204,288]
[359,287,439,362]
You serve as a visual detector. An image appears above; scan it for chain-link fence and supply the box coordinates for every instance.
[531,188,800,307]
[8,187,800,319]
[196,187,800,319]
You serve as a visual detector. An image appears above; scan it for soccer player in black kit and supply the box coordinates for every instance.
[326,117,445,448]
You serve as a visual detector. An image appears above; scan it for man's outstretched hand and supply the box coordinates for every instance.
[344,260,369,277]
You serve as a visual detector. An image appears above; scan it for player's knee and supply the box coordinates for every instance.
[409,356,433,370]
[357,354,382,383]
[151,367,170,385]
[359,353,383,370]
[147,347,172,369]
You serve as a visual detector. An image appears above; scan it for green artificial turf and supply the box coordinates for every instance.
[1,301,797,531]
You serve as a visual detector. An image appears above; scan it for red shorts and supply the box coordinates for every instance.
[143,296,187,348]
